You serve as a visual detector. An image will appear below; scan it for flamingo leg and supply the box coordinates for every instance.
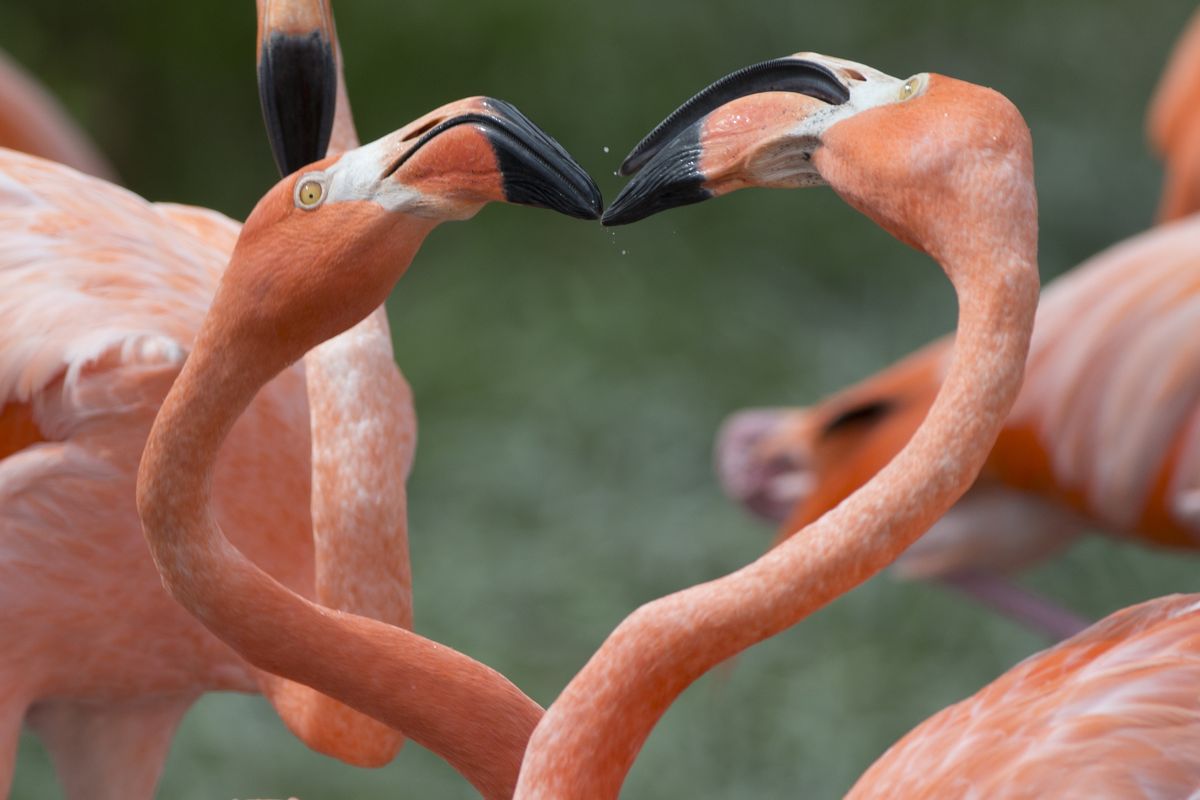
[26,696,194,800]
[937,570,1091,641]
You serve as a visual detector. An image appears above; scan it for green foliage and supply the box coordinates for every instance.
[4,0,1199,797]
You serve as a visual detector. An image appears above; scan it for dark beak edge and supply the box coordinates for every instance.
[259,30,338,177]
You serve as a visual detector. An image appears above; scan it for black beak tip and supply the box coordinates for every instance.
[496,151,604,221]
[601,180,713,227]
[601,123,711,227]
[480,103,605,221]
[258,31,337,176]
[579,182,605,221]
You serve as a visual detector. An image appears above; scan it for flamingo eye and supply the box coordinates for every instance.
[295,175,327,209]
[899,77,922,101]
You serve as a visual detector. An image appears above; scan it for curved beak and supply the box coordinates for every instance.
[603,54,895,226]
[257,0,339,176]
[379,97,603,220]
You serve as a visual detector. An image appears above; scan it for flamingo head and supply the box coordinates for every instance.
[602,53,1035,269]
[212,96,602,362]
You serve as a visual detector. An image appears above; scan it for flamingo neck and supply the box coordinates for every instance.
[328,63,359,155]
[260,307,416,763]
[514,243,1039,798]
[261,47,415,762]
[138,246,543,799]
[325,1,360,157]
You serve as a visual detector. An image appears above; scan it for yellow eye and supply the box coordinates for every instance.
[297,179,324,208]
[900,77,920,101]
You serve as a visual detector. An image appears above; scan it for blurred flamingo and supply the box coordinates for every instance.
[715,9,1200,639]
[135,95,602,797]
[1149,8,1200,222]
[0,48,115,180]
[0,2,424,796]
[515,52,1200,798]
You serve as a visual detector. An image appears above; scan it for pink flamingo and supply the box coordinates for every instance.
[0,48,115,180]
[513,52,1200,797]
[711,9,1200,641]
[1149,7,1200,223]
[0,1,453,795]
[135,95,601,797]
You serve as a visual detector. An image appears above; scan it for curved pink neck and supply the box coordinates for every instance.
[514,244,1039,798]
[249,2,417,763]
[139,244,542,798]
[261,306,417,763]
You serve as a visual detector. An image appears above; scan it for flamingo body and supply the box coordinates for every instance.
[538,49,1200,797]
[850,595,1200,798]
[131,94,602,799]
[0,2,425,792]
[0,149,327,797]
[0,134,416,789]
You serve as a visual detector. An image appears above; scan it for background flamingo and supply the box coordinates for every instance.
[519,51,1200,798]
[0,1,424,796]
[1149,7,1200,222]
[10,1,1196,796]
[0,48,115,180]
[714,7,1200,640]
[136,96,601,798]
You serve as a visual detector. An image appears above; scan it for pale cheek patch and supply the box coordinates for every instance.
[323,138,423,213]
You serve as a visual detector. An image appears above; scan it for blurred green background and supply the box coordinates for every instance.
[5,0,1199,797]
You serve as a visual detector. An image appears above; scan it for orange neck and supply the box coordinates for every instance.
[138,231,543,799]
[515,244,1038,798]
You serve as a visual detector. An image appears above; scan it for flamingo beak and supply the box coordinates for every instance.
[257,0,339,176]
[602,55,855,226]
[479,99,604,219]
[382,97,603,220]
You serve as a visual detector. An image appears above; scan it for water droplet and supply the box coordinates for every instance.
[603,146,611,154]
[621,249,627,256]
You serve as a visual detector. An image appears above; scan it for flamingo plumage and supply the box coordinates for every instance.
[0,1,428,795]
[135,96,601,797]
[846,594,1200,797]
[714,9,1200,640]
[513,50,1200,799]
[1149,8,1200,223]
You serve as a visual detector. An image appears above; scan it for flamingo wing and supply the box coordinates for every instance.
[0,149,235,445]
[1006,217,1200,545]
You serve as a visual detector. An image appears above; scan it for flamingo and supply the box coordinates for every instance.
[0,1,464,795]
[135,96,601,798]
[515,51,1045,796]
[1149,7,1200,223]
[0,48,115,181]
[713,9,1200,640]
